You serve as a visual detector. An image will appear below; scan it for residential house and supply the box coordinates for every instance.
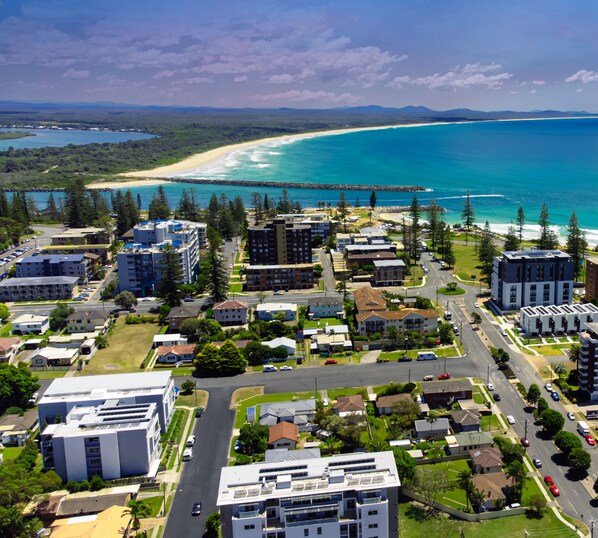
[30,347,79,367]
[11,314,49,335]
[0,409,38,446]
[445,431,494,455]
[167,305,200,331]
[255,303,297,321]
[414,418,451,440]
[49,505,131,538]
[0,337,22,364]
[153,334,187,348]
[450,409,481,432]
[259,399,317,430]
[262,337,296,355]
[308,297,344,319]
[354,286,387,312]
[156,344,196,364]
[314,332,352,353]
[376,394,414,416]
[268,421,299,449]
[421,379,473,409]
[471,473,514,511]
[67,310,111,334]
[213,300,249,326]
[356,309,439,337]
[333,395,365,417]
[470,447,503,474]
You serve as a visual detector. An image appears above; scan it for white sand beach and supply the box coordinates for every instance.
[87,178,168,189]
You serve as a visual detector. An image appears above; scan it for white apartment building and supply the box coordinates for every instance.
[520,303,598,336]
[278,213,335,239]
[217,451,400,538]
[40,400,161,482]
[117,220,206,296]
[38,371,175,434]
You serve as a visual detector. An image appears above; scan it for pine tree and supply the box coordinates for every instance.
[155,244,184,307]
[565,211,587,281]
[426,200,441,253]
[461,190,475,244]
[504,224,519,252]
[251,192,263,224]
[0,189,9,218]
[123,190,140,229]
[207,194,220,228]
[206,227,229,303]
[176,189,193,219]
[538,203,558,250]
[409,196,421,262]
[337,192,349,232]
[136,193,142,210]
[148,186,170,220]
[516,206,525,245]
[89,190,110,222]
[476,221,498,284]
[46,193,61,222]
[369,191,377,224]
[64,178,91,227]
[355,196,360,208]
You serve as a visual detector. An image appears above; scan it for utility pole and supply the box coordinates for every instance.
[444,357,447,374]
[315,376,318,400]
[524,419,528,450]
[487,365,490,386]
[408,369,411,383]
[194,380,198,408]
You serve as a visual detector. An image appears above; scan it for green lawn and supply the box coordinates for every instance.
[304,317,344,329]
[174,389,209,409]
[228,282,243,293]
[153,364,196,377]
[379,345,459,361]
[438,287,467,296]
[251,359,299,372]
[532,343,572,356]
[81,318,160,375]
[480,414,501,432]
[234,392,314,429]
[399,498,578,537]
[451,243,483,281]
[327,387,369,400]
[141,496,163,517]
[30,369,68,379]
[521,476,545,507]
[0,446,24,460]
[0,322,13,337]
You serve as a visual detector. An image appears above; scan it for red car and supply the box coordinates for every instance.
[438,373,451,380]
[543,475,554,486]
[520,437,529,447]
[324,359,338,365]
[586,435,596,446]
[549,485,560,497]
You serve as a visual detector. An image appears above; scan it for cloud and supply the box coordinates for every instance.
[62,68,90,79]
[532,80,545,86]
[178,77,214,85]
[565,70,598,83]
[577,88,584,93]
[267,73,296,84]
[152,70,177,79]
[233,75,248,82]
[253,89,362,105]
[530,89,537,94]
[387,63,511,90]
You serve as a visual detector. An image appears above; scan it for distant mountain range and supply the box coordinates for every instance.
[0,100,592,119]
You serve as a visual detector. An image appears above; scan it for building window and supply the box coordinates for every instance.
[317,528,322,535]
[244,525,255,530]
[367,510,378,516]
[304,530,309,537]
[368,524,378,529]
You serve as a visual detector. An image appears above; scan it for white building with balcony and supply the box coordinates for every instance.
[519,303,598,336]
[217,451,400,538]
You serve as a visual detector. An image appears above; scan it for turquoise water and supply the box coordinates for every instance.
[0,128,153,150]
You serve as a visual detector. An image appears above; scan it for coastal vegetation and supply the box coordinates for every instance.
[0,131,35,140]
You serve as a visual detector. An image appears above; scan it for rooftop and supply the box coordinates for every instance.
[269,421,299,444]
[214,300,249,310]
[12,314,48,324]
[0,276,79,287]
[156,344,195,357]
[373,259,406,267]
[265,448,322,463]
[256,303,298,311]
[500,249,570,261]
[18,254,85,264]
[67,310,110,323]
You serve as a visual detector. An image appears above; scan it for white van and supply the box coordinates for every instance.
[417,352,438,361]
[182,448,193,462]
[186,435,196,448]
[444,310,452,321]
[577,421,590,436]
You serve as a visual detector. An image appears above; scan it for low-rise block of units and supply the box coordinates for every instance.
[245,264,314,292]
[356,309,439,337]
[308,296,344,319]
[12,314,49,334]
[51,227,113,246]
[42,244,112,263]
[213,300,249,326]
[373,259,406,287]
[217,451,400,538]
[255,303,298,321]
[354,286,387,313]
[67,310,110,334]
[0,276,79,302]
[167,305,200,331]
[347,251,398,269]
[421,379,473,409]
[16,254,90,284]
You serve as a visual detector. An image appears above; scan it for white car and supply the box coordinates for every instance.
[506,415,516,425]
[567,412,575,421]
[474,302,480,308]
[487,383,494,391]
[280,365,293,371]
[544,383,553,392]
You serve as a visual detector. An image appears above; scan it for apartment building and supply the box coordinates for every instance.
[519,303,598,336]
[51,227,113,246]
[356,309,439,337]
[586,257,598,304]
[491,249,574,311]
[245,264,314,292]
[217,451,400,538]
[38,371,175,433]
[16,254,90,284]
[117,220,205,296]
[213,300,250,326]
[373,260,406,287]
[40,400,161,482]
[278,213,335,240]
[579,322,598,401]
[248,219,312,266]
[0,276,79,302]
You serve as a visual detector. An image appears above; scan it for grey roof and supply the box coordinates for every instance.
[501,249,569,261]
[18,254,85,264]
[259,399,316,420]
[67,310,109,323]
[452,431,493,446]
[308,296,343,306]
[422,379,473,395]
[168,305,201,319]
[374,259,406,267]
[451,409,480,426]
[265,448,321,463]
[414,418,450,432]
[0,276,79,287]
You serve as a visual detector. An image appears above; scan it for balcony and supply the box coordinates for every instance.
[237,510,261,519]
[360,496,382,505]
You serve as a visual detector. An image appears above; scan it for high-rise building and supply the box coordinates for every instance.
[248,219,312,266]
[579,322,598,400]
[217,451,400,538]
[491,249,574,311]
[585,257,598,304]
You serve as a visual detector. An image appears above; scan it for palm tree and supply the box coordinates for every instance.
[125,499,151,533]
[470,487,486,513]
[569,343,581,371]
[553,362,567,379]
[456,469,473,512]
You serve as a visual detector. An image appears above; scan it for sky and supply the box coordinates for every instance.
[1,0,597,110]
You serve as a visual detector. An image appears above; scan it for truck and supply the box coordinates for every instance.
[577,421,590,436]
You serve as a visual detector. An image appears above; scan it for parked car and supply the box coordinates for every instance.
[549,485,560,497]
[234,440,242,452]
[474,302,480,308]
[324,359,338,365]
[567,411,575,421]
[586,435,596,446]
[500,330,508,337]
[544,383,553,392]
[191,502,202,516]
[280,365,293,371]
[423,375,434,381]
[520,437,529,447]
[487,383,494,391]
[493,393,501,401]
[184,296,195,302]
[551,391,560,401]
[438,373,451,380]
[532,458,542,468]
[544,476,554,486]
[506,415,515,424]
[195,407,203,418]
[398,356,412,362]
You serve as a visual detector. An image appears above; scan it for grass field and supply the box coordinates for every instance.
[80,318,159,375]
[379,345,459,360]
[304,317,344,329]
[532,343,572,356]
[452,243,483,281]
[31,369,68,379]
[174,389,209,408]
[0,322,13,337]
[0,446,24,460]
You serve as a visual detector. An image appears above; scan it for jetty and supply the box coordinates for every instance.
[159,177,426,192]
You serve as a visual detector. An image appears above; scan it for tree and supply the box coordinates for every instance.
[369,191,377,223]
[256,291,267,304]
[49,302,74,331]
[526,384,541,407]
[503,224,519,252]
[0,302,9,322]
[456,469,474,512]
[95,334,109,349]
[565,211,588,281]
[89,473,106,491]
[505,459,526,498]
[528,494,547,515]
[568,447,591,471]
[537,397,549,415]
[205,227,229,304]
[148,185,170,220]
[64,178,92,227]
[204,512,221,538]
[125,499,151,532]
[337,191,349,232]
[554,430,582,454]
[413,466,454,508]
[537,203,558,250]
[569,343,582,369]
[114,291,137,310]
[408,196,421,263]
[0,363,40,416]
[181,380,196,394]
[476,221,497,284]
[461,190,475,243]
[391,398,421,422]
[392,448,416,486]
[426,200,441,252]
[540,408,565,436]
[238,423,269,455]
[180,318,201,340]
[218,340,248,374]
[516,206,525,245]
[46,192,62,222]
[155,243,184,307]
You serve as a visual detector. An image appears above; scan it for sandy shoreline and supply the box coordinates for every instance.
[87,178,168,189]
